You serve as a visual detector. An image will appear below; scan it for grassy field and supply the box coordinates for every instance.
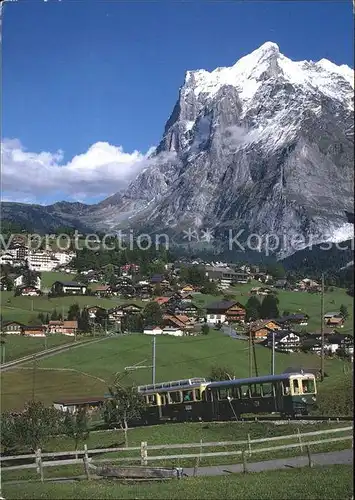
[1,332,349,410]
[0,291,132,324]
[2,465,353,499]
[0,335,75,363]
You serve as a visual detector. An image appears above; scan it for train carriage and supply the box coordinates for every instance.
[137,372,317,424]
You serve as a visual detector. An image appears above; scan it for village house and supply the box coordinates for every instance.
[277,313,309,327]
[249,320,282,340]
[324,312,345,327]
[297,278,321,292]
[86,306,107,320]
[14,274,42,290]
[22,325,47,337]
[47,320,78,336]
[108,304,142,324]
[206,300,246,324]
[154,297,171,307]
[0,253,15,266]
[143,326,163,335]
[250,286,273,296]
[53,397,106,414]
[27,250,60,272]
[17,285,41,297]
[169,301,200,319]
[163,314,194,331]
[94,285,113,297]
[162,326,184,336]
[266,330,301,353]
[1,321,25,335]
[51,281,87,295]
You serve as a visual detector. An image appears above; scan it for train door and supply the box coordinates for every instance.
[274,382,283,412]
[204,388,216,420]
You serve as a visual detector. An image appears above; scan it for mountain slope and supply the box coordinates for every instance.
[2,42,354,256]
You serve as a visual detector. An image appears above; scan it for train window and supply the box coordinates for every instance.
[302,379,315,394]
[205,389,213,402]
[218,388,229,400]
[194,389,201,401]
[250,384,262,398]
[147,394,157,405]
[262,383,273,397]
[292,379,300,394]
[230,386,240,399]
[160,393,167,405]
[240,385,250,398]
[183,390,193,402]
[282,380,291,395]
[169,391,182,403]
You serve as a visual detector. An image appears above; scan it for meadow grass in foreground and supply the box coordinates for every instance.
[2,465,353,499]
[0,335,75,362]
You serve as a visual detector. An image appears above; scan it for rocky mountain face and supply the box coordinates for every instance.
[2,42,354,256]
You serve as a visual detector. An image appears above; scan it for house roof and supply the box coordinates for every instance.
[324,312,341,317]
[53,397,106,405]
[250,319,280,332]
[154,297,170,305]
[277,314,309,323]
[3,321,25,327]
[206,300,237,312]
[53,281,84,287]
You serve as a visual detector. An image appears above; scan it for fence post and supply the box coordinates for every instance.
[247,434,252,456]
[242,450,248,473]
[35,448,44,482]
[297,428,303,452]
[140,441,148,466]
[83,444,90,480]
[306,445,313,468]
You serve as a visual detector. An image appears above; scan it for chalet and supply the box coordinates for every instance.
[14,274,42,290]
[86,306,107,320]
[266,330,301,353]
[143,326,163,335]
[249,320,282,340]
[0,253,14,266]
[298,279,321,292]
[120,304,142,315]
[17,286,41,297]
[2,321,25,335]
[274,279,288,289]
[22,325,46,337]
[94,285,113,297]
[154,297,171,306]
[120,264,140,276]
[163,314,194,331]
[47,320,78,336]
[162,326,184,337]
[108,304,142,324]
[170,301,200,318]
[326,316,345,327]
[206,300,246,324]
[277,313,309,326]
[51,281,87,295]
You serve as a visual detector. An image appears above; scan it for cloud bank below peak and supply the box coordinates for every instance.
[1,138,156,204]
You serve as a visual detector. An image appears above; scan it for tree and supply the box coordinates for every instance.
[201,324,210,335]
[266,262,286,279]
[245,296,261,322]
[51,309,60,321]
[15,400,63,452]
[63,407,90,456]
[0,412,20,453]
[200,281,218,295]
[209,366,235,381]
[121,314,144,333]
[103,384,146,446]
[283,310,290,317]
[260,294,280,319]
[78,308,90,333]
[68,303,81,321]
[143,302,163,327]
[339,304,349,320]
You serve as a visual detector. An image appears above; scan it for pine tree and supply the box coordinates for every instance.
[245,296,261,322]
[260,294,280,319]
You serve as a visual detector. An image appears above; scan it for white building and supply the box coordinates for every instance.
[0,253,14,265]
[143,327,163,335]
[53,251,76,266]
[162,326,184,336]
[14,274,42,290]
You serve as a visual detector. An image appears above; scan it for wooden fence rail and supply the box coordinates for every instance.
[1,426,352,480]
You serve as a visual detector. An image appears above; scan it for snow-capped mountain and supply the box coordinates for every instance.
[2,42,354,256]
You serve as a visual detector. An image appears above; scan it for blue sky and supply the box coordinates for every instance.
[2,0,353,204]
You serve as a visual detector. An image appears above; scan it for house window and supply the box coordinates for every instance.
[216,314,221,320]
[209,314,215,320]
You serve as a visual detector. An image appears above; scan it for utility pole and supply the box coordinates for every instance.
[152,335,156,384]
[320,273,325,381]
[248,328,252,378]
[32,354,37,401]
[271,330,275,376]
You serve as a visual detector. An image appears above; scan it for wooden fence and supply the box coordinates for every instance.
[1,425,352,482]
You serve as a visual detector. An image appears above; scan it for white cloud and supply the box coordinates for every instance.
[1,139,157,203]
